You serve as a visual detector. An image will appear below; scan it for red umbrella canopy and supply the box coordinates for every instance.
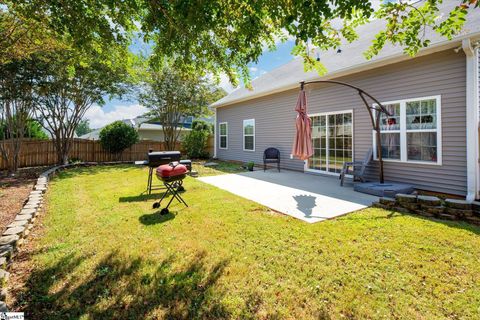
[292,89,313,160]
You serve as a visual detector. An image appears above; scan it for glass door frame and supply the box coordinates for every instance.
[304,109,354,176]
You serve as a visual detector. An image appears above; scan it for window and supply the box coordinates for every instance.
[243,119,255,151]
[308,111,353,173]
[374,96,441,164]
[219,122,228,149]
[379,103,401,160]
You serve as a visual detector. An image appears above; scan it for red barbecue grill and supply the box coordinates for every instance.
[146,151,181,194]
[152,162,188,215]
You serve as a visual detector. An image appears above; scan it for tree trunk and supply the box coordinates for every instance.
[54,137,70,165]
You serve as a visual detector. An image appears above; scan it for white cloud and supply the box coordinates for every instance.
[84,103,148,128]
[250,67,268,80]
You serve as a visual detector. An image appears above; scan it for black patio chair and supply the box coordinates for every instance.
[263,147,280,172]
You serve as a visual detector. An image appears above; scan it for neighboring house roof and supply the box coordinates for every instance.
[42,127,79,139]
[79,121,191,140]
[212,2,480,108]
[138,123,191,131]
[80,128,101,140]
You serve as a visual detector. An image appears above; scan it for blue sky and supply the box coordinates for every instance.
[84,40,297,128]
[247,41,296,80]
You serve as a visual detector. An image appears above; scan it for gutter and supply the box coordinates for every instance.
[213,108,217,158]
[462,38,480,201]
[212,31,480,109]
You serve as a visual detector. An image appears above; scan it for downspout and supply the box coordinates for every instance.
[213,107,217,158]
[462,38,480,201]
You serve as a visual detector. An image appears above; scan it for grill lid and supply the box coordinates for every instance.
[147,151,181,167]
[156,163,188,178]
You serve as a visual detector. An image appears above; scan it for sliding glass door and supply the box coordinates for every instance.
[307,111,353,174]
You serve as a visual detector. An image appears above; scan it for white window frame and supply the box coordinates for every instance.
[218,122,228,150]
[304,110,354,176]
[243,119,255,152]
[373,95,442,166]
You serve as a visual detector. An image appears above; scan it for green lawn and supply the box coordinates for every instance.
[13,164,480,319]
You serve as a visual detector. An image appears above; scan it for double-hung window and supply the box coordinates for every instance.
[379,103,401,160]
[243,119,255,151]
[375,96,441,164]
[219,122,228,149]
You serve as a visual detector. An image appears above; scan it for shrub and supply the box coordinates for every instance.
[182,129,210,159]
[99,121,139,157]
[0,117,48,140]
[26,119,49,140]
[191,120,212,133]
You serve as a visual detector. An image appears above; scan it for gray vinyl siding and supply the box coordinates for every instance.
[217,49,467,196]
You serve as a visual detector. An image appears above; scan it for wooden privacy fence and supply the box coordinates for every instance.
[0,138,191,170]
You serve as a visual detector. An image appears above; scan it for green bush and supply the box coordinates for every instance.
[183,129,210,159]
[99,121,139,156]
[26,119,49,140]
[191,120,212,133]
[0,117,48,140]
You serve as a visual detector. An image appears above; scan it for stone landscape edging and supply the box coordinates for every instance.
[0,161,134,312]
[373,194,480,225]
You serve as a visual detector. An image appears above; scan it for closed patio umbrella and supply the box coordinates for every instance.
[292,88,313,160]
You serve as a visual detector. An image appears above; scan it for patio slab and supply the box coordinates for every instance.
[198,170,378,223]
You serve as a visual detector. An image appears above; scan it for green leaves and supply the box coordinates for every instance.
[99,120,139,154]
[183,129,210,159]
[435,4,469,40]
[365,0,474,60]
[138,64,222,149]
[7,0,479,87]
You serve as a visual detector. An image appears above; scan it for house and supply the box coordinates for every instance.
[212,3,480,200]
[80,117,191,142]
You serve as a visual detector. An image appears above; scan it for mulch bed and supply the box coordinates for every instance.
[0,167,49,234]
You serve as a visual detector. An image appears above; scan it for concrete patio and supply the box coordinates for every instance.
[198,169,378,223]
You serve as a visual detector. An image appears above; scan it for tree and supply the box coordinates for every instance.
[34,45,136,164]
[0,56,39,173]
[12,1,478,86]
[76,119,93,137]
[1,117,48,140]
[191,120,212,132]
[0,2,61,65]
[25,119,49,140]
[139,65,216,150]
[99,121,139,159]
[183,120,212,159]
[6,1,137,62]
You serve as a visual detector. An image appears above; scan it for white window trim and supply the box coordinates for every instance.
[219,122,228,150]
[372,95,442,166]
[304,109,354,176]
[243,119,255,152]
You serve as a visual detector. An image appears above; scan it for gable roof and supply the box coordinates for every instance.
[212,2,480,108]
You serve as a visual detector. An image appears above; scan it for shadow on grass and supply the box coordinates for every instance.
[118,193,165,203]
[139,211,176,225]
[14,251,245,319]
[53,165,138,180]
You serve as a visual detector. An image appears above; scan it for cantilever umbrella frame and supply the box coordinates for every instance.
[299,80,392,184]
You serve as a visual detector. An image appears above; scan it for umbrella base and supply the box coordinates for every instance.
[354,181,414,197]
